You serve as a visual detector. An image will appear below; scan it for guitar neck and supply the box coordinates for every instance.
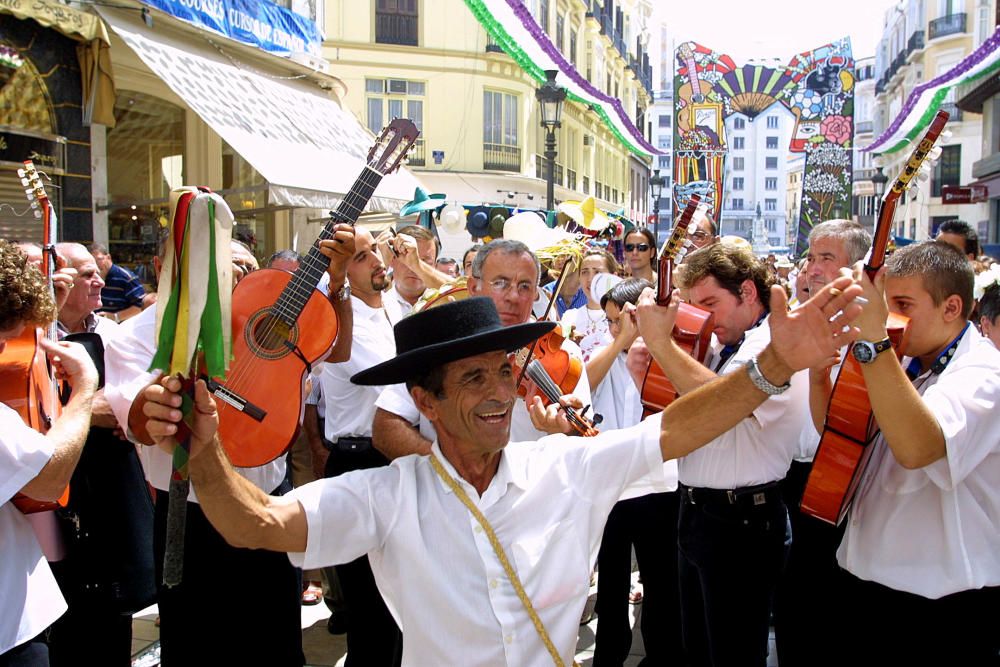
[274,166,384,323]
[656,258,674,306]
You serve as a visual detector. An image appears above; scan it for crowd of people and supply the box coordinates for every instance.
[1,207,998,667]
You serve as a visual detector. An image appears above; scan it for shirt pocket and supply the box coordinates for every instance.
[511,521,589,609]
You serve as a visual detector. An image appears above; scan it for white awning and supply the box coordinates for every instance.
[98,7,422,212]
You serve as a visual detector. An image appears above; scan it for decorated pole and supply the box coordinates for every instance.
[150,186,233,587]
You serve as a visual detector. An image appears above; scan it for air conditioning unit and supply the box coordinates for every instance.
[583,135,594,146]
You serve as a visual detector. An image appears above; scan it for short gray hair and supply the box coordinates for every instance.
[470,239,540,283]
[807,219,872,264]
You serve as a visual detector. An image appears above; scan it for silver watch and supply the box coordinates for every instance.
[332,283,350,302]
[746,356,791,395]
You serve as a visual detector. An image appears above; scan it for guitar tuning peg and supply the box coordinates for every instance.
[16,169,26,178]
[928,146,943,161]
[916,163,932,181]
[940,129,953,142]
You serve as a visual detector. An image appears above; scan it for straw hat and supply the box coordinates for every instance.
[557,196,610,232]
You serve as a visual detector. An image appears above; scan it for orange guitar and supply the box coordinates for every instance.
[640,195,715,417]
[211,119,419,468]
[0,161,70,513]
[800,110,950,525]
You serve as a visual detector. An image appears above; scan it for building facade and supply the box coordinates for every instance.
[853,56,880,231]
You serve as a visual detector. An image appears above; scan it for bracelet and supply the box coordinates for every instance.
[746,356,791,396]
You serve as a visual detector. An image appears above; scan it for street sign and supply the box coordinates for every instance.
[941,184,988,204]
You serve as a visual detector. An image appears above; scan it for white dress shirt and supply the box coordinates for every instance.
[838,328,1000,599]
[320,294,401,441]
[385,285,414,317]
[677,315,809,488]
[374,337,594,444]
[287,415,664,666]
[103,307,286,500]
[0,404,67,654]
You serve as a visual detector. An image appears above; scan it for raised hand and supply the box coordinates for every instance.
[142,376,219,456]
[318,223,356,286]
[634,287,680,352]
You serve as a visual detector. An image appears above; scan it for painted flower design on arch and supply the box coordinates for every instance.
[820,115,852,145]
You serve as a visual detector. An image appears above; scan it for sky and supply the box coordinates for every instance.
[651,0,902,62]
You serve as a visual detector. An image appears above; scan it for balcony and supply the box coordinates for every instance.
[484,143,521,172]
[853,168,875,181]
[875,78,886,95]
[855,120,873,134]
[939,102,964,122]
[906,30,925,55]
[485,33,503,54]
[375,12,417,46]
[929,13,967,40]
[408,139,425,167]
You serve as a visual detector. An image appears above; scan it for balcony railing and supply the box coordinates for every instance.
[855,120,873,134]
[485,33,503,54]
[407,139,425,167]
[929,13,967,40]
[375,13,417,46]
[907,30,925,54]
[484,143,521,172]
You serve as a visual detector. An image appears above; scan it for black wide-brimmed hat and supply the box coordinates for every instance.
[351,297,554,386]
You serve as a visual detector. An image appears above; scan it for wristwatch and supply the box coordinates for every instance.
[746,356,791,395]
[331,283,351,303]
[851,337,892,364]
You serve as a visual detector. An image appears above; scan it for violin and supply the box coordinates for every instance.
[639,196,715,416]
[523,359,599,437]
[800,110,949,526]
[0,161,69,513]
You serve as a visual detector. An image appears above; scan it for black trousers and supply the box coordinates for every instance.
[47,560,133,667]
[593,491,684,667]
[0,635,48,667]
[324,440,402,667]
[153,488,304,666]
[834,571,1000,667]
[772,460,847,667]
[677,484,789,667]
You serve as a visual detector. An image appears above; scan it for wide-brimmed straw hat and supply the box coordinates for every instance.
[399,187,447,217]
[351,297,554,386]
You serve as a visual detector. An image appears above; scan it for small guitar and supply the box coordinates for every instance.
[214,119,419,467]
[640,195,715,417]
[677,43,713,131]
[1,161,70,513]
[800,110,950,525]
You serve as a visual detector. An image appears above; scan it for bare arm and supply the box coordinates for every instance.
[808,366,833,435]
[372,407,432,459]
[586,303,638,391]
[637,289,718,395]
[20,339,98,501]
[319,226,356,364]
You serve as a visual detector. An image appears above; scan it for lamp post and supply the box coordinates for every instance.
[535,70,567,212]
[871,165,888,230]
[649,168,666,243]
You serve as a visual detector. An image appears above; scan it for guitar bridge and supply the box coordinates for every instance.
[205,378,267,422]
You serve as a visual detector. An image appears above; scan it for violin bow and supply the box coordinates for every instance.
[149,186,233,587]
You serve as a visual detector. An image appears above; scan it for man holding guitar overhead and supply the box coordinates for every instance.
[822,242,1000,666]
[638,242,810,667]
[0,239,98,664]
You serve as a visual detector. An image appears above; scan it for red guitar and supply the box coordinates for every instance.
[800,110,950,525]
[640,195,716,416]
[213,119,419,467]
[0,161,70,513]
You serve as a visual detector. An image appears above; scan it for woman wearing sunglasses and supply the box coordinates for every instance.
[622,228,657,283]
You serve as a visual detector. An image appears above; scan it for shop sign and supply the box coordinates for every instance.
[140,0,323,57]
[941,184,988,204]
[0,128,65,174]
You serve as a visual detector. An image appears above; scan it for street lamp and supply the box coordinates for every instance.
[871,165,888,198]
[535,70,567,212]
[649,168,666,242]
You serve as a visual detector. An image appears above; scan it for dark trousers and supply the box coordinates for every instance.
[772,460,847,667]
[47,560,133,667]
[594,492,684,667]
[677,484,789,667]
[0,635,48,667]
[153,488,304,666]
[325,440,402,667]
[834,572,1000,667]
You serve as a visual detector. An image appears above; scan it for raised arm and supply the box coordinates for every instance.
[372,407,432,459]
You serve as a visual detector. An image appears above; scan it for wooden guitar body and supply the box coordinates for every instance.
[800,315,910,525]
[640,304,715,417]
[214,269,338,468]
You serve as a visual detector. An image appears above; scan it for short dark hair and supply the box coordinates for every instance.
[980,283,1000,325]
[397,225,440,259]
[678,243,775,312]
[405,363,447,398]
[89,242,109,256]
[267,249,302,268]
[937,219,981,257]
[886,241,975,319]
[601,278,653,310]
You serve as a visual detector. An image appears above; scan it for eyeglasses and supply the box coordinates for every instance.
[688,231,711,241]
[624,243,651,253]
[487,277,536,297]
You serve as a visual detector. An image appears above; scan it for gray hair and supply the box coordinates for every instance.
[807,219,872,264]
[470,239,540,283]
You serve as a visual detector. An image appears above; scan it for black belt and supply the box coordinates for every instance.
[325,436,373,453]
[679,481,782,509]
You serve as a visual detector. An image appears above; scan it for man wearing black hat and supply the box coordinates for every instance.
[139,276,863,666]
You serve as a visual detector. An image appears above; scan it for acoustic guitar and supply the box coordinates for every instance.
[0,161,70,513]
[639,195,715,417]
[800,110,950,525]
[213,119,419,467]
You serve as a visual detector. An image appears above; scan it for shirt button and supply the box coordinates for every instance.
[474,525,483,533]
[490,579,498,589]
[505,634,514,644]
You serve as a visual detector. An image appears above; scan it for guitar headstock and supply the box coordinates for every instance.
[660,193,703,263]
[884,110,951,204]
[367,118,420,175]
[17,160,50,219]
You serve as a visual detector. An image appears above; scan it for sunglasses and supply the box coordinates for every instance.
[624,243,651,252]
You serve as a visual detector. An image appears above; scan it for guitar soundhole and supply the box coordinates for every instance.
[245,310,298,361]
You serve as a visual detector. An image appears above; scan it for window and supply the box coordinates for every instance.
[731,198,744,210]
[734,117,745,129]
[766,136,779,149]
[733,157,744,170]
[658,114,671,127]
[539,0,549,32]
[765,198,777,211]
[765,177,777,190]
[766,157,778,169]
[659,156,670,168]
[569,29,577,66]
[931,145,961,197]
[767,219,776,231]
[556,14,564,53]
[366,78,425,136]
[732,177,744,190]
[767,115,779,129]
[734,137,745,150]
[483,90,520,171]
[375,0,417,46]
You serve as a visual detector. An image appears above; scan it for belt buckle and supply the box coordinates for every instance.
[752,491,766,506]
[726,489,737,504]
[685,486,696,504]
